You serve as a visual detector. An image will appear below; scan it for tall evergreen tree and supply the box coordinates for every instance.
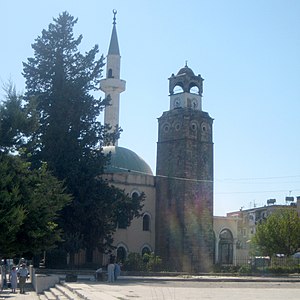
[22,12,144,263]
[23,12,108,173]
[0,87,71,258]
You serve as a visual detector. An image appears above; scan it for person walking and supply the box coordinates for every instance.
[17,263,29,294]
[9,266,18,293]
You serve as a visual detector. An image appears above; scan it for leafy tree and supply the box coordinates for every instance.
[0,154,25,256]
[0,84,70,259]
[0,153,71,258]
[252,208,300,256]
[22,11,144,263]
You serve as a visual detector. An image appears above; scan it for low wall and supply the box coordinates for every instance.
[32,268,60,294]
[32,268,97,293]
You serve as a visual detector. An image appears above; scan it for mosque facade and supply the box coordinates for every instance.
[96,12,238,272]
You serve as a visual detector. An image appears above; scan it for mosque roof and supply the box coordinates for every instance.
[103,146,153,175]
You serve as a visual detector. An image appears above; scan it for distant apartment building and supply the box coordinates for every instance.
[226,196,300,264]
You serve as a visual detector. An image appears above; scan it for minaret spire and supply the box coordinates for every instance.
[113,9,117,25]
[100,10,126,146]
[108,10,120,55]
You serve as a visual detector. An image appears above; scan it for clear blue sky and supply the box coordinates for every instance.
[1,0,299,216]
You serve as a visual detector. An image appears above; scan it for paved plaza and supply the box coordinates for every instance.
[65,276,300,300]
[2,276,300,299]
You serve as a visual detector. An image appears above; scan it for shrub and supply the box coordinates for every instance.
[238,265,253,275]
[123,252,162,272]
[143,252,162,272]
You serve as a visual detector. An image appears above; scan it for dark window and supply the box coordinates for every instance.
[143,214,150,231]
[142,246,151,256]
[132,192,139,199]
[218,229,233,265]
[108,69,113,78]
[117,246,127,263]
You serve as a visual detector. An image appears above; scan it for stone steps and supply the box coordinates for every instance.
[39,283,82,300]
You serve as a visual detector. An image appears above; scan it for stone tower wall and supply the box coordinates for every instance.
[156,108,214,272]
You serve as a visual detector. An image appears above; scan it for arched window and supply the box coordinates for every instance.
[142,246,151,257]
[132,191,139,199]
[218,229,233,265]
[173,85,184,94]
[143,214,150,231]
[117,246,127,263]
[108,69,113,78]
[190,85,200,94]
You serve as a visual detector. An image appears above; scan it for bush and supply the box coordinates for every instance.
[143,253,162,272]
[212,264,239,273]
[123,252,162,272]
[123,253,144,271]
[238,265,253,275]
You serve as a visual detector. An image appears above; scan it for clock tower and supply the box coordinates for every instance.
[155,64,214,272]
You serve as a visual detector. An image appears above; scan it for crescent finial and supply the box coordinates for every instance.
[113,9,117,25]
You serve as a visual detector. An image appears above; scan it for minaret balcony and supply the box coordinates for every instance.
[100,78,126,94]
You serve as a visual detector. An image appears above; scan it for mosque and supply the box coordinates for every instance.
[95,11,238,272]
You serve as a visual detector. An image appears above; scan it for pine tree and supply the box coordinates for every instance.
[0,153,71,258]
[0,82,37,153]
[22,12,144,263]
[0,82,70,259]
[23,12,108,175]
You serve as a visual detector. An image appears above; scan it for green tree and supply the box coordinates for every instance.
[0,153,71,258]
[252,208,300,256]
[22,11,144,263]
[0,84,70,259]
[0,82,70,257]
[0,82,37,153]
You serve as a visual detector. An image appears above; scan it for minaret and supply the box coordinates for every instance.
[100,10,126,146]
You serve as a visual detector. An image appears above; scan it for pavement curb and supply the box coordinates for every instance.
[114,275,300,283]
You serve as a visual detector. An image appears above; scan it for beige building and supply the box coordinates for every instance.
[102,147,156,262]
[213,216,239,265]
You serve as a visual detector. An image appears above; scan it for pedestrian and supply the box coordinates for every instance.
[9,266,18,293]
[114,262,121,281]
[17,263,29,294]
[107,257,115,283]
[0,260,6,291]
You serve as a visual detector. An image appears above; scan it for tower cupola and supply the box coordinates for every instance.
[169,63,204,111]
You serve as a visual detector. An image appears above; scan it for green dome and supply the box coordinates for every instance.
[103,146,153,175]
